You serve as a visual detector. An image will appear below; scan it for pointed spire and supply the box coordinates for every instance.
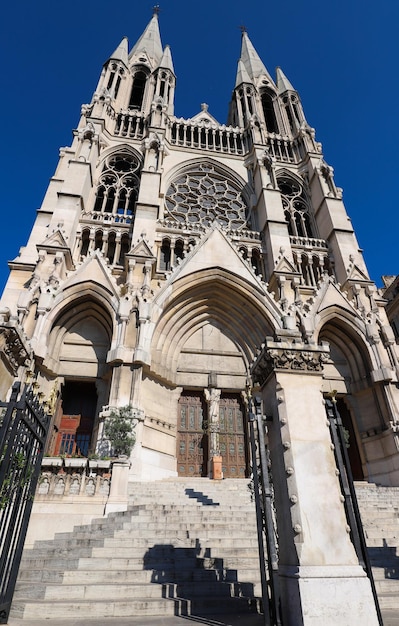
[276,66,296,94]
[158,45,175,74]
[107,37,129,66]
[235,58,252,88]
[240,31,275,85]
[129,14,163,67]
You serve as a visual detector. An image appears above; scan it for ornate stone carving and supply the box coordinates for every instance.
[252,339,330,385]
[0,325,30,374]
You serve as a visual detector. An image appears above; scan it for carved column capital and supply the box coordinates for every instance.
[0,324,31,374]
[252,338,330,386]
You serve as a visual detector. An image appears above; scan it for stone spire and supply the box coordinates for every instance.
[235,58,252,88]
[129,13,163,68]
[276,66,296,94]
[240,31,275,85]
[106,37,129,66]
[158,44,175,74]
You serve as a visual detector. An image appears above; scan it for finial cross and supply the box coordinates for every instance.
[152,5,160,15]
[239,25,247,34]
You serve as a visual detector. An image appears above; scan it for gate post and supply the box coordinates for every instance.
[251,338,379,626]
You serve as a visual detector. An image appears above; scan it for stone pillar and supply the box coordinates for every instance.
[252,338,379,626]
[105,457,130,515]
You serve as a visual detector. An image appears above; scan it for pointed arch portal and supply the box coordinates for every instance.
[152,271,275,477]
[47,297,113,457]
[320,317,383,482]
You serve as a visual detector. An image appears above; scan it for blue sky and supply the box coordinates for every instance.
[0,0,398,292]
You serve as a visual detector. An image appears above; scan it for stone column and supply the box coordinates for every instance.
[251,338,379,626]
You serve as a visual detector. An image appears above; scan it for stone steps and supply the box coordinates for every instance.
[13,479,399,620]
[12,478,262,621]
[356,483,399,612]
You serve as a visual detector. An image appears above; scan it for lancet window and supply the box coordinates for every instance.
[278,175,314,239]
[261,91,279,134]
[164,163,250,232]
[93,152,140,224]
[106,62,124,98]
[283,95,302,133]
[239,246,263,277]
[129,70,148,110]
[157,237,186,272]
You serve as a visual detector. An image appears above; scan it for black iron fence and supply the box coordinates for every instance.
[325,397,383,626]
[0,382,50,623]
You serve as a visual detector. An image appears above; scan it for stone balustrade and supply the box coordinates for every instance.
[37,458,111,498]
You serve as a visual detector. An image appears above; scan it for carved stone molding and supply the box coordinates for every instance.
[0,324,31,375]
[252,338,330,386]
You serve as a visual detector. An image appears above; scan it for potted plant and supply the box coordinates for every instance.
[88,453,111,470]
[42,456,63,468]
[64,456,88,469]
[103,405,136,458]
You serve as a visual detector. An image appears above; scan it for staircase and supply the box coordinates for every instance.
[11,478,263,621]
[356,483,399,615]
[11,479,399,622]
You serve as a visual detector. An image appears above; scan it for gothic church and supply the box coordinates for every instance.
[1,13,398,624]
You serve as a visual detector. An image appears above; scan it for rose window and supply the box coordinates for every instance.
[165,164,249,230]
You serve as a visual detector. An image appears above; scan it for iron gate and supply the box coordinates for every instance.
[0,382,50,623]
[325,397,383,626]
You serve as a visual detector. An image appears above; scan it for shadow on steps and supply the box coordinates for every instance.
[184,489,220,506]
[143,540,262,624]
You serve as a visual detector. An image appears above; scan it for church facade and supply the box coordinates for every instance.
[1,13,398,624]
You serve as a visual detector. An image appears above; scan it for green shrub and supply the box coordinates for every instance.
[104,406,136,457]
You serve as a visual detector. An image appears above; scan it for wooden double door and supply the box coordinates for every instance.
[177,391,248,478]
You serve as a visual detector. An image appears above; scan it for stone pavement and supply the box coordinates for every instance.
[7,611,399,625]
[7,615,265,626]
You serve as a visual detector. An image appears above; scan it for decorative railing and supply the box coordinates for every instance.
[114,110,146,139]
[265,135,305,164]
[157,218,261,242]
[81,210,134,226]
[289,235,328,250]
[168,119,251,155]
[290,238,333,287]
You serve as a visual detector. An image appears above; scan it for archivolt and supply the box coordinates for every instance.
[318,315,375,385]
[151,271,276,383]
[47,296,113,365]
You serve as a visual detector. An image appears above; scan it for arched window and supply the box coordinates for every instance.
[119,233,130,266]
[261,92,279,133]
[94,231,103,251]
[278,175,314,239]
[80,229,90,257]
[159,239,171,271]
[239,246,248,260]
[107,232,116,264]
[129,71,147,109]
[92,152,140,225]
[251,248,262,275]
[175,239,184,262]
[107,64,116,90]
[114,76,121,98]
[283,96,295,132]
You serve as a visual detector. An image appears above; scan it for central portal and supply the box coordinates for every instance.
[177,390,248,478]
